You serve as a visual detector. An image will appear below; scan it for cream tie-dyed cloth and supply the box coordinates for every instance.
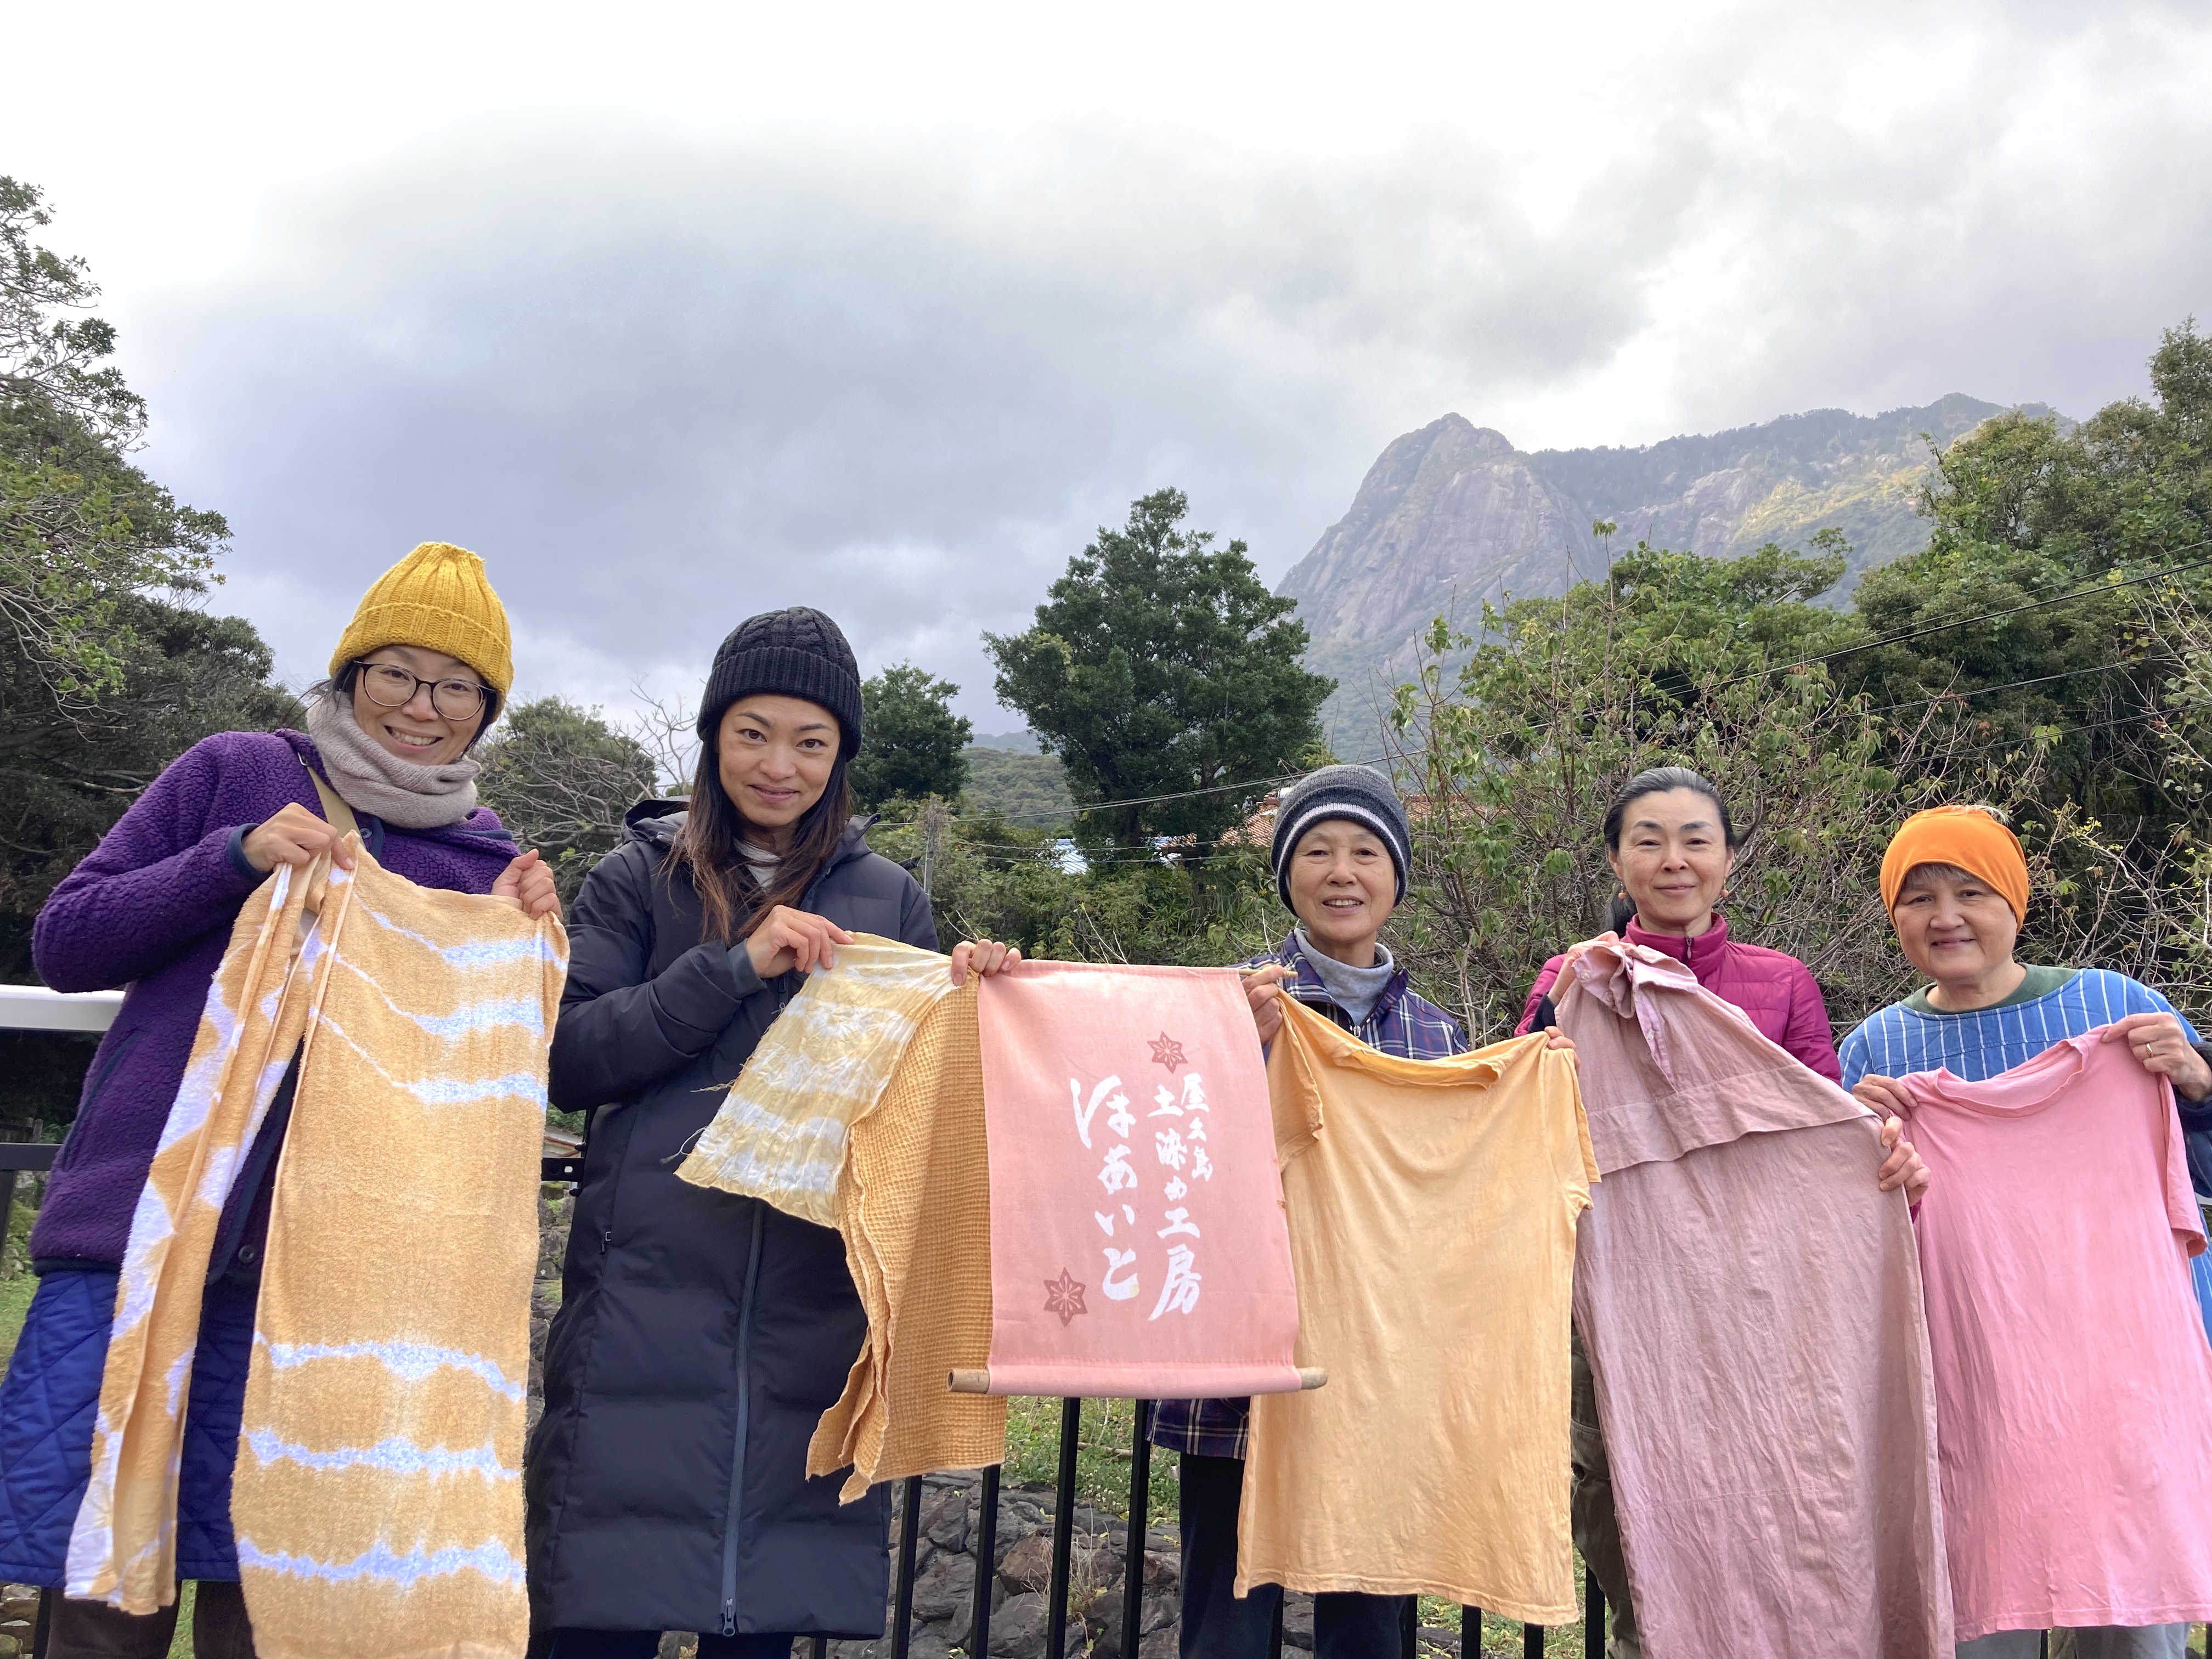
[66,841,567,1659]
[676,936,1003,1494]
[675,934,956,1226]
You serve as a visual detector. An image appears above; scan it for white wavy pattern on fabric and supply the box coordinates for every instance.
[235,1538,527,1589]
[258,1335,526,1402]
[244,1431,517,1481]
[679,935,955,1226]
[308,1006,548,1109]
[354,901,560,972]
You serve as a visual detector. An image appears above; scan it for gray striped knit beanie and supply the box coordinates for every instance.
[1269,765,1410,909]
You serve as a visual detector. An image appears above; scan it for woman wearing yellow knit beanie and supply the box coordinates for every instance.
[0,541,554,1657]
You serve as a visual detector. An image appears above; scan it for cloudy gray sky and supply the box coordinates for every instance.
[8,0,2210,730]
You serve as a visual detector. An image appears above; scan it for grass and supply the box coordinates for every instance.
[1,1171,43,1366]
[1004,1397,1180,1525]
[1415,1583,1588,1656]
[165,1583,196,1658]
[0,1272,35,1370]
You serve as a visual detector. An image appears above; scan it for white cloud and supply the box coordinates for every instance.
[3,0,2207,724]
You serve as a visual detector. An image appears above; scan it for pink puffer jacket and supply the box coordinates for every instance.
[1517,912,1843,1081]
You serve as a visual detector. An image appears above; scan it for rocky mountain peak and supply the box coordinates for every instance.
[1284,393,2053,746]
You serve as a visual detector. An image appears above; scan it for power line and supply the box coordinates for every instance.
[1712,539,2212,691]
[951,753,1387,828]
[950,538,2212,828]
[1862,658,2152,719]
[1945,708,2167,764]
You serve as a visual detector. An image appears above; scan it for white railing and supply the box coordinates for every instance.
[0,983,122,1034]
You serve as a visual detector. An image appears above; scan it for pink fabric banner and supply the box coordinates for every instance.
[977,962,1302,1398]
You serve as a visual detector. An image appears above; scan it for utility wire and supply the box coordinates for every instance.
[1861,658,2153,719]
[1946,708,2170,764]
[951,537,2212,828]
[950,753,1387,828]
[1710,539,2212,691]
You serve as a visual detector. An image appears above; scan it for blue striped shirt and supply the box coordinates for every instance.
[1839,968,2199,1091]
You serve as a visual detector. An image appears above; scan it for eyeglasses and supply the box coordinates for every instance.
[352,660,490,721]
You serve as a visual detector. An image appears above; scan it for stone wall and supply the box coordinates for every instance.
[0,1583,35,1657]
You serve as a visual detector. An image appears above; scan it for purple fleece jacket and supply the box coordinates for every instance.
[29,729,519,1268]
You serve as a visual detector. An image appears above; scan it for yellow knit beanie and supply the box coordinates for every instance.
[329,541,513,696]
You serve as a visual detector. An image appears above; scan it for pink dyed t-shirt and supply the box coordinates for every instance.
[1903,1031,2212,1640]
[1561,940,1952,1659]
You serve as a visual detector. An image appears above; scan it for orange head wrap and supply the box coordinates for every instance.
[1879,806,2029,920]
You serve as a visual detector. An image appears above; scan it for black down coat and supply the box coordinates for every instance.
[526,803,937,1639]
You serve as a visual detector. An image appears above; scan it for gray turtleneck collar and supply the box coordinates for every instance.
[1294,929,1397,1024]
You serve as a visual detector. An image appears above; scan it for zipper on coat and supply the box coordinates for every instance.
[721,1201,768,1638]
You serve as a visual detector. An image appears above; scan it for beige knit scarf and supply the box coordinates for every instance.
[304,692,481,830]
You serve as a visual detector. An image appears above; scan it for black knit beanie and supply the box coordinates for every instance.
[696,607,864,757]
[1270,764,1412,909]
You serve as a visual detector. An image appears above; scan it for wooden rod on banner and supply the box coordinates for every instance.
[947,1368,1327,1393]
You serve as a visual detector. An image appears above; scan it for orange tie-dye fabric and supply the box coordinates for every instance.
[67,844,566,1659]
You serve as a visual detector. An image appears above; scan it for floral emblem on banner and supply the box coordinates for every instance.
[1149,1033,1187,1072]
[1043,1269,1088,1325]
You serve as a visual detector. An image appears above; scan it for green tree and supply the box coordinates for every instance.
[1389,539,1959,1041]
[2,178,228,712]
[985,489,1333,848]
[476,698,659,902]
[864,805,1279,972]
[1842,320,2212,840]
[958,746,1075,828]
[0,595,298,1136]
[0,179,297,1146]
[851,664,972,808]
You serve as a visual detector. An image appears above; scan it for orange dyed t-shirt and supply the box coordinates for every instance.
[1237,996,1595,1623]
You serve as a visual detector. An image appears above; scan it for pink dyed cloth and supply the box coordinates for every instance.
[1901,1033,2212,1640]
[1558,939,1951,1659]
[976,962,1302,1398]
[1519,914,1843,1081]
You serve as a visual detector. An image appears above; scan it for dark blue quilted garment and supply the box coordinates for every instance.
[0,1267,257,1585]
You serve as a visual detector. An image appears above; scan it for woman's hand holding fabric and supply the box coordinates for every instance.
[242,803,356,873]
[949,938,1023,985]
[1543,1029,1575,1052]
[1877,1115,1931,1202]
[493,850,561,919]
[745,907,854,979]
[1242,963,1290,1046]
[2103,1012,2212,1101]
[1852,1074,1916,1124]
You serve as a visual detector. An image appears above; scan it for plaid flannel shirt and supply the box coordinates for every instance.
[1146,932,1470,1462]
